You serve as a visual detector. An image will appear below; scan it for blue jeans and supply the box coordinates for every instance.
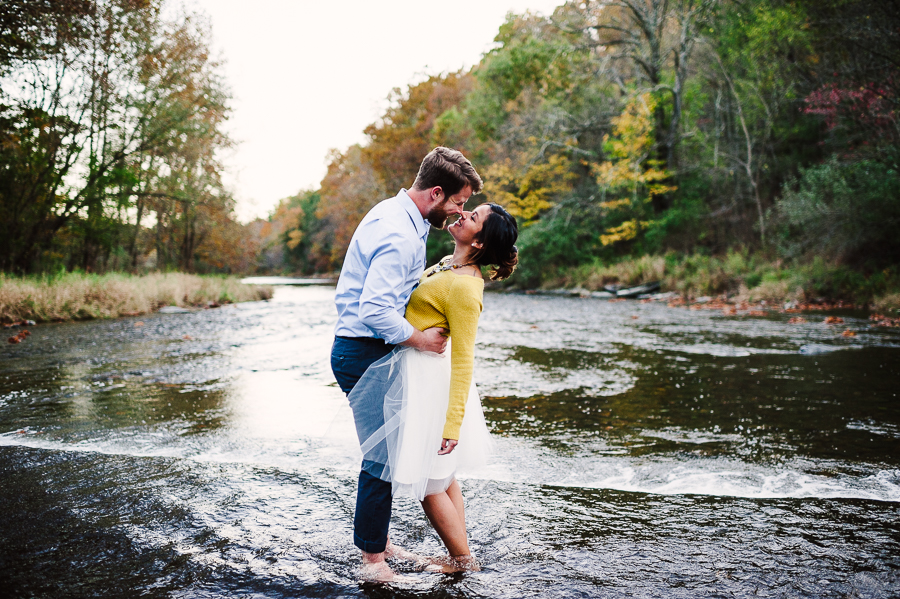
[331,336,395,553]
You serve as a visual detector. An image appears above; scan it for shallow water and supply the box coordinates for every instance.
[1,286,898,597]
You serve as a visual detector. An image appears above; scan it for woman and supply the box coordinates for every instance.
[348,202,518,570]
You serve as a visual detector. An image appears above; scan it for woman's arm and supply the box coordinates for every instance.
[441,276,484,442]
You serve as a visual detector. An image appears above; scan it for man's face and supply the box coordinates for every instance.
[426,184,473,229]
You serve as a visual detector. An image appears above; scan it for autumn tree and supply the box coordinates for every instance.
[556,0,715,209]
[364,71,475,192]
[594,93,675,246]
[468,11,615,224]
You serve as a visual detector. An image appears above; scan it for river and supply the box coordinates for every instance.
[1,285,898,597]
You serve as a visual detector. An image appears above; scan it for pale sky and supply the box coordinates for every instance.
[189,0,563,221]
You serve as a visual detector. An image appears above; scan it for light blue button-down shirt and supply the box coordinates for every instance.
[333,189,430,344]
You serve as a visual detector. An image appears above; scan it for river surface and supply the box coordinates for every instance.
[1,285,898,598]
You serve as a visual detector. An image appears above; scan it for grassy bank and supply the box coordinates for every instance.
[0,272,274,324]
[542,251,900,312]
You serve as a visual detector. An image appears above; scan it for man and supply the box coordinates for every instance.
[330,147,484,581]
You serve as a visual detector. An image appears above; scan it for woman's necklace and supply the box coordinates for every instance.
[427,257,474,277]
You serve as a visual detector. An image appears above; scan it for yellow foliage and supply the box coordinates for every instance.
[484,153,576,224]
[593,92,675,246]
[599,198,631,211]
[286,229,304,250]
[594,93,672,195]
[599,219,651,246]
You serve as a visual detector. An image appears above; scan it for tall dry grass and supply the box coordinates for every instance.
[0,272,273,323]
[546,251,900,310]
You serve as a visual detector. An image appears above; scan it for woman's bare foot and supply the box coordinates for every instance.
[384,541,422,563]
[423,554,480,573]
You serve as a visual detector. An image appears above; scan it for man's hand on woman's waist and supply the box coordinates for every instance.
[400,326,448,354]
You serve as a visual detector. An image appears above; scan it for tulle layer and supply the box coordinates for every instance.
[347,343,493,501]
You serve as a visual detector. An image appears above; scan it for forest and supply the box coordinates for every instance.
[0,0,256,275]
[266,0,900,307]
[2,1,899,307]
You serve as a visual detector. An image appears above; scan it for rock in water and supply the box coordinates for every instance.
[158,306,191,314]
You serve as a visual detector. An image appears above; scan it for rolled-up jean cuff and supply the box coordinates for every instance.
[354,532,387,554]
[354,468,392,555]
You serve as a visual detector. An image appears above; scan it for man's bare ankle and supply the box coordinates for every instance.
[361,550,387,564]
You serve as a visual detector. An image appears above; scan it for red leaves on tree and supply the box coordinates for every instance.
[803,81,897,143]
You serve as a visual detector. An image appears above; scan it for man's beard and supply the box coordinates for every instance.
[426,200,454,229]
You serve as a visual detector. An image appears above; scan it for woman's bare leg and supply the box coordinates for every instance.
[421,481,470,556]
[445,479,466,529]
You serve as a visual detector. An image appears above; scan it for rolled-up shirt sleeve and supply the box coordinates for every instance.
[358,235,417,344]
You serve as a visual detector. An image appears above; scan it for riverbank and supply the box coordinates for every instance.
[0,272,273,324]
[536,252,900,312]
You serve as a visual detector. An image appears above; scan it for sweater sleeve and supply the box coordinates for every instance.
[441,276,484,440]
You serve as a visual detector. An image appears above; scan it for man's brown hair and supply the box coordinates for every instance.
[411,147,483,197]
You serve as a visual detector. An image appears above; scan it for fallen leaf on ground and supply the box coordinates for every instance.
[841,329,856,337]
[870,314,900,327]
[824,316,844,324]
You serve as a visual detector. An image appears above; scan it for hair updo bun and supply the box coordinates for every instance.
[472,204,519,281]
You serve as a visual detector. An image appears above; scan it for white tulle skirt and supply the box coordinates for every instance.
[348,342,493,501]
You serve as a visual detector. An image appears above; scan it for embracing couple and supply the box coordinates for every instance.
[330,147,518,581]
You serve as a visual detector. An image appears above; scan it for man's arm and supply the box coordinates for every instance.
[357,233,447,353]
[357,237,417,344]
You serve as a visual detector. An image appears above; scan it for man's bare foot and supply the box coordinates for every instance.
[423,554,480,573]
[359,550,422,583]
[359,559,396,582]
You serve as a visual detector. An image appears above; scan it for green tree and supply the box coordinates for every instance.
[0,0,242,274]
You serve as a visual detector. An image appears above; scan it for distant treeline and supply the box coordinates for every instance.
[264,0,899,300]
[0,0,256,275]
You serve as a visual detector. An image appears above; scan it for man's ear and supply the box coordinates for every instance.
[430,186,444,202]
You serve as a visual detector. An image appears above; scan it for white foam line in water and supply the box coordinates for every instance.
[0,429,364,480]
[3,431,898,504]
[480,437,900,502]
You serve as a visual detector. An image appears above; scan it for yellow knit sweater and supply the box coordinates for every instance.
[404,259,484,440]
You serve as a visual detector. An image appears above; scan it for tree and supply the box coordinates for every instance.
[594,92,675,246]
[364,71,474,193]
[557,0,716,210]
[315,145,386,269]
[0,0,242,274]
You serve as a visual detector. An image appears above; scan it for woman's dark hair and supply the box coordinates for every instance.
[472,203,518,281]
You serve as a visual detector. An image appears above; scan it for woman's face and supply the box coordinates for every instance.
[449,204,491,248]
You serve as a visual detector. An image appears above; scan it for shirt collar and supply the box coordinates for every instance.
[397,189,431,240]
